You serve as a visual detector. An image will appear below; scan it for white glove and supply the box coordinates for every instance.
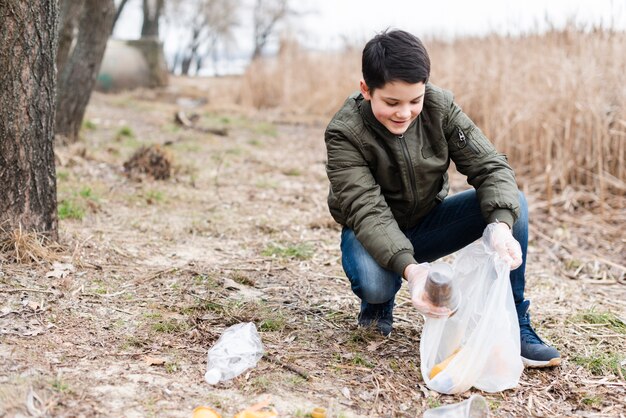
[485,222,522,269]
[405,263,453,318]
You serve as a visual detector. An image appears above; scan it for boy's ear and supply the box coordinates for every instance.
[360,79,372,100]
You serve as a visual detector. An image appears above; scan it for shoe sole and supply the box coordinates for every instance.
[522,356,561,368]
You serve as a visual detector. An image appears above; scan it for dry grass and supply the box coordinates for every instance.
[0,222,63,265]
[237,27,626,215]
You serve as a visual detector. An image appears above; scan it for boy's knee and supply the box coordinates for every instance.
[360,276,397,304]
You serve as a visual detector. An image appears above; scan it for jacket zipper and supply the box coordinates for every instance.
[398,135,419,214]
[458,130,480,155]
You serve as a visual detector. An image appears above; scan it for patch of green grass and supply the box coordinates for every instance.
[351,352,374,368]
[193,274,219,288]
[488,399,501,411]
[572,352,625,376]
[255,179,279,189]
[172,142,201,153]
[182,297,224,315]
[57,170,69,181]
[252,121,277,137]
[58,199,85,220]
[152,319,188,334]
[283,168,302,176]
[79,186,98,200]
[144,312,163,319]
[121,336,148,349]
[162,123,181,133]
[426,397,441,409]
[145,190,164,204]
[165,362,179,374]
[52,378,70,393]
[348,327,375,344]
[116,125,135,139]
[82,119,97,130]
[259,315,286,332]
[286,376,307,387]
[575,308,626,333]
[581,394,603,407]
[261,243,313,260]
[250,376,271,392]
[248,138,263,147]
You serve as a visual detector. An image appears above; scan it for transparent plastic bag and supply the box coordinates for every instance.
[420,226,523,394]
[205,322,264,385]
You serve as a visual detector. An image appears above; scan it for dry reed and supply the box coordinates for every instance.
[237,27,626,212]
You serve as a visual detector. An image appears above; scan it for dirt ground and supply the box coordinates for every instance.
[1,77,625,418]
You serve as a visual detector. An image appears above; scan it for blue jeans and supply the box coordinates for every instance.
[341,189,528,319]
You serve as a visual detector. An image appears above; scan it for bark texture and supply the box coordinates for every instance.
[56,0,85,75]
[55,0,115,142]
[0,1,59,239]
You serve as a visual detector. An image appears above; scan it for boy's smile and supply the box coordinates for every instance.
[360,80,426,135]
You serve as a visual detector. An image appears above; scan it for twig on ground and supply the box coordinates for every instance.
[0,287,55,294]
[264,353,310,380]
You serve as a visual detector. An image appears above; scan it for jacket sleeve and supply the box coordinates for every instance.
[443,98,520,228]
[325,122,416,276]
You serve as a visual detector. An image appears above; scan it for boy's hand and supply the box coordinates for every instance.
[405,263,452,318]
[485,222,522,269]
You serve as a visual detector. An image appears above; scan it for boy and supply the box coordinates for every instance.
[324,29,560,367]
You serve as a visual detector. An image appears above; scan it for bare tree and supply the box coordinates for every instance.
[251,0,291,60]
[56,0,115,142]
[167,0,239,75]
[141,0,164,37]
[111,0,132,33]
[0,1,59,239]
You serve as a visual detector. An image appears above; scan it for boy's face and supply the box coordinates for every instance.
[360,80,425,135]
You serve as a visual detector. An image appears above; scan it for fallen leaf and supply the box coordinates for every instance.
[46,262,75,279]
[366,339,386,352]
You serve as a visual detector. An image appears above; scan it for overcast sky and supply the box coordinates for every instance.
[292,0,625,47]
[114,0,625,71]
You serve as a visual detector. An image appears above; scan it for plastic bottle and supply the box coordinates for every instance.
[423,394,490,418]
[204,322,264,385]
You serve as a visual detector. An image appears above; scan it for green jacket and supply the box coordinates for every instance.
[325,83,520,276]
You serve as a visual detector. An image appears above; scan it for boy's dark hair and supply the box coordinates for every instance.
[362,29,430,92]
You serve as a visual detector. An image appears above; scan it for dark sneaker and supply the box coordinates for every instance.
[358,299,394,337]
[517,300,561,368]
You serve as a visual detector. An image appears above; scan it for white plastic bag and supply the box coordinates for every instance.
[420,227,523,394]
[205,322,264,384]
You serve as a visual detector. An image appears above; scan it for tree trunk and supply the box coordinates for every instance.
[55,0,115,142]
[57,0,85,75]
[141,0,164,38]
[181,54,193,75]
[0,1,59,239]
